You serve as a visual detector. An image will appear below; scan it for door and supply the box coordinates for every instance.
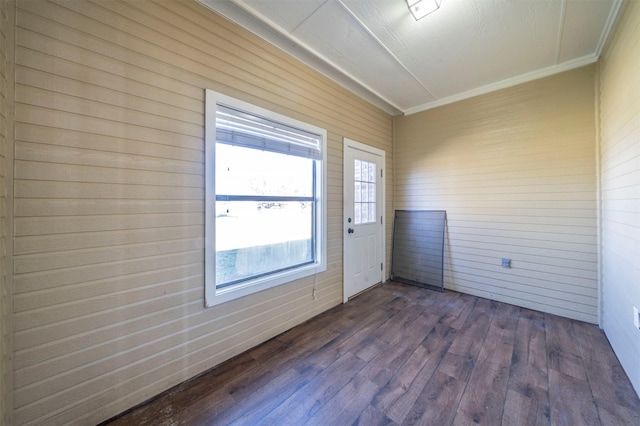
[343,138,385,302]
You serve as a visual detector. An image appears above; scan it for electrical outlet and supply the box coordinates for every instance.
[634,306,639,329]
[501,258,511,268]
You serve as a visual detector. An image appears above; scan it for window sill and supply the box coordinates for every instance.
[205,261,326,307]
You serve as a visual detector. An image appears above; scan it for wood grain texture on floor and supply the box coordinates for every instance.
[104,282,640,426]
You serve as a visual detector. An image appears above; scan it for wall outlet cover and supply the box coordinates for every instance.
[501,258,511,268]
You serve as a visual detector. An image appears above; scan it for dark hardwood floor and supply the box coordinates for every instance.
[105,281,640,425]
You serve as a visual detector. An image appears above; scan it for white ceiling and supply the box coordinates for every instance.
[199,0,624,116]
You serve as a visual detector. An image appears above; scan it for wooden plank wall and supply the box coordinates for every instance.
[10,0,393,424]
[599,0,640,395]
[394,67,599,324]
[1,0,10,422]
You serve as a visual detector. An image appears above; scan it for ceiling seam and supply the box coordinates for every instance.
[554,0,567,64]
[335,0,437,102]
[290,0,329,34]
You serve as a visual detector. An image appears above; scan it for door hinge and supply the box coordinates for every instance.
[381,169,383,178]
[381,263,383,271]
[380,216,383,225]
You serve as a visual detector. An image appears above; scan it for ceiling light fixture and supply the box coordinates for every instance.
[406,0,442,21]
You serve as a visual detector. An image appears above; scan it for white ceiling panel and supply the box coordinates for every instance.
[290,0,434,110]
[343,0,563,98]
[240,0,327,32]
[200,0,624,115]
[559,0,618,63]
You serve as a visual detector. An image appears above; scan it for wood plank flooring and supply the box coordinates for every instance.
[104,282,640,426]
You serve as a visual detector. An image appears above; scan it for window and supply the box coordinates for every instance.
[205,90,326,306]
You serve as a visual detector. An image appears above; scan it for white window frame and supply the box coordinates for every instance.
[205,89,327,307]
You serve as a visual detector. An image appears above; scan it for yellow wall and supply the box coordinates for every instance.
[598,0,640,395]
[1,0,9,422]
[394,66,598,323]
[7,0,393,424]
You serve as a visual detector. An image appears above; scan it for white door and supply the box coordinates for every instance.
[343,138,385,302]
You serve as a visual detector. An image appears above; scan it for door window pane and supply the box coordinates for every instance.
[354,159,376,225]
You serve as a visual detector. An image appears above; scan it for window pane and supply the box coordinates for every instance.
[216,144,313,197]
[216,200,313,286]
[352,159,377,225]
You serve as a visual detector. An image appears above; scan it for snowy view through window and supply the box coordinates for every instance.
[215,144,315,286]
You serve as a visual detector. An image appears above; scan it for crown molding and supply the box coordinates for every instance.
[403,54,598,116]
[595,0,626,57]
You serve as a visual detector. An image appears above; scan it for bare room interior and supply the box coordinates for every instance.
[0,0,639,425]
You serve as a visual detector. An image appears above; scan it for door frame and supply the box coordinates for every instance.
[343,138,386,303]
